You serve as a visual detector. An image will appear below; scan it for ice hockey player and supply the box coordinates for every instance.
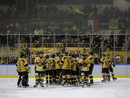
[87,51,94,84]
[50,54,56,84]
[44,55,52,85]
[16,53,30,87]
[34,52,46,87]
[34,52,40,64]
[100,54,110,82]
[79,54,90,87]
[76,53,82,83]
[61,52,73,86]
[55,52,62,84]
[71,53,79,86]
[107,54,117,80]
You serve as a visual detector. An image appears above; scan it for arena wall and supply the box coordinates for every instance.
[0,64,130,78]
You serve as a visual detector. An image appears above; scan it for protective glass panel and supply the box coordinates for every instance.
[79,34,90,54]
[115,35,126,64]
[126,34,130,76]
[43,34,54,55]
[67,34,78,54]
[0,35,7,64]
[8,35,19,64]
[55,34,66,53]
[20,35,30,63]
[31,35,42,64]
[91,34,101,57]
[102,35,113,61]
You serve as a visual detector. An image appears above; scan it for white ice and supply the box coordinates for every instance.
[0,78,130,98]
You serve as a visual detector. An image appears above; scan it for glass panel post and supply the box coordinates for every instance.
[113,32,115,64]
[30,34,32,64]
[7,34,8,64]
[66,33,68,52]
[125,32,128,64]
[78,32,79,54]
[54,33,56,54]
[18,34,20,58]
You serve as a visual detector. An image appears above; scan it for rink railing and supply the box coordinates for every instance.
[0,64,130,78]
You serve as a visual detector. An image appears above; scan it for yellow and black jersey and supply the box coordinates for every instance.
[61,56,73,70]
[79,59,90,71]
[16,58,29,72]
[34,56,46,64]
[45,58,51,70]
[34,57,46,72]
[34,57,40,64]
[87,55,94,64]
[71,58,79,71]
[100,57,110,68]
[55,56,62,69]
[107,58,114,67]
[50,58,56,70]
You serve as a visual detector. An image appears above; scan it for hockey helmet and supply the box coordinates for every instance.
[102,54,106,57]
[20,53,25,58]
[51,54,55,58]
[45,55,49,58]
[107,54,110,56]
[88,51,93,55]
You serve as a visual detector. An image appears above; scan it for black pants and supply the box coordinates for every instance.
[52,70,56,76]
[56,69,62,76]
[18,72,28,86]
[89,64,94,74]
[102,68,109,74]
[45,70,52,75]
[109,66,113,72]
[62,70,71,75]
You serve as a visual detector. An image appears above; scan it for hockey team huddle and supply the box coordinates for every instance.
[16,51,117,88]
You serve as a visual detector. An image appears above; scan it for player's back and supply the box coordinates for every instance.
[34,57,46,72]
[87,55,94,64]
[16,58,28,72]
[55,56,62,69]
[72,58,78,71]
[62,56,72,70]
[80,58,89,71]
[100,57,109,68]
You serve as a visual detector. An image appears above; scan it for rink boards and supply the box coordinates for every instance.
[0,64,130,78]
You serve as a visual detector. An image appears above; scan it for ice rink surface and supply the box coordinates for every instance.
[0,78,130,98]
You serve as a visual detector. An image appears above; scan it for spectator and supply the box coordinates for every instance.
[70,24,78,34]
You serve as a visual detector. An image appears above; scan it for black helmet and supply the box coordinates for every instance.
[107,54,110,56]
[65,52,69,55]
[82,54,86,57]
[80,53,83,56]
[45,55,49,58]
[102,54,106,57]
[51,54,55,58]
[71,53,76,58]
[20,53,25,58]
[76,54,79,57]
[69,53,72,56]
[56,52,60,56]
[88,51,93,55]
[39,51,44,54]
